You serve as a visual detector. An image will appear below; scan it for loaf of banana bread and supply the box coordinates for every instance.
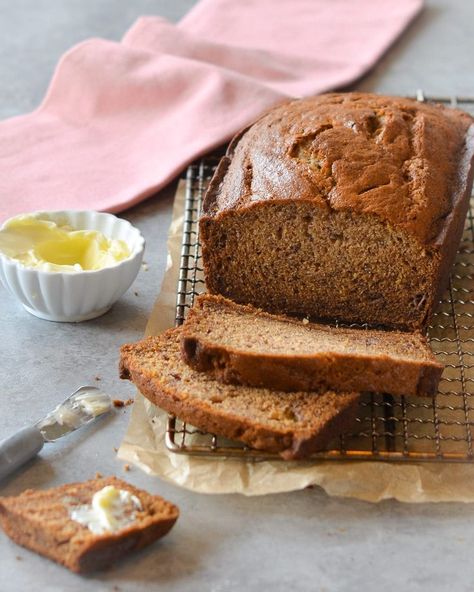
[200,93,474,330]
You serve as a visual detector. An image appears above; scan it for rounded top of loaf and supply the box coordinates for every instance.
[203,92,474,245]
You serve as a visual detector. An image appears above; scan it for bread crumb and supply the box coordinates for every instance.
[113,398,134,408]
[15,555,22,561]
[134,291,139,296]
[113,447,118,453]
[95,471,103,479]
[141,262,149,272]
[95,376,101,381]
[302,318,309,325]
[124,464,131,472]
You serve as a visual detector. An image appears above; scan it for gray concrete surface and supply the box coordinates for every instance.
[1,1,474,590]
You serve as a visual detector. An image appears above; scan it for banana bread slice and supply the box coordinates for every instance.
[0,477,179,573]
[119,327,360,460]
[200,92,474,330]
[181,295,443,396]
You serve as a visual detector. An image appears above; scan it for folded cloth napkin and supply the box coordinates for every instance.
[0,0,422,222]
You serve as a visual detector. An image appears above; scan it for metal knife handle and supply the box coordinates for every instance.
[0,426,44,481]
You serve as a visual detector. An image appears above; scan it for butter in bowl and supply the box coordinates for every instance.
[0,210,145,322]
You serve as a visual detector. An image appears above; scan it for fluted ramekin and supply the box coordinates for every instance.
[0,210,145,322]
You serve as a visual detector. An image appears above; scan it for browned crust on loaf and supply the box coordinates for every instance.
[427,126,474,319]
[203,92,474,245]
[202,155,231,215]
[119,330,360,459]
[181,295,443,397]
[0,477,179,573]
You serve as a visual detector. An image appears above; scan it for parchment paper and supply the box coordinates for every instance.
[118,181,474,502]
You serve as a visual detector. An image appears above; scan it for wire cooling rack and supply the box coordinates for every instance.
[166,93,474,463]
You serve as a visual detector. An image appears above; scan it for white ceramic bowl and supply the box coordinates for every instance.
[0,210,145,322]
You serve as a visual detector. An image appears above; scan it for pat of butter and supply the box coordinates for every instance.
[0,215,130,272]
[70,486,142,534]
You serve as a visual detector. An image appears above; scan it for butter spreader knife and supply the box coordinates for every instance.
[0,386,113,480]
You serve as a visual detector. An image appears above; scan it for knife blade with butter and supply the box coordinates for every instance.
[0,386,112,480]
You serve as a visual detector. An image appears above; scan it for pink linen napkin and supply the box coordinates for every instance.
[0,0,422,222]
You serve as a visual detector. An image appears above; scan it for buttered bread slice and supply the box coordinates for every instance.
[0,477,179,573]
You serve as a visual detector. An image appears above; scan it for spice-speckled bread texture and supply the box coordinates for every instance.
[200,92,474,330]
[119,327,360,460]
[0,477,179,573]
[181,294,443,396]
